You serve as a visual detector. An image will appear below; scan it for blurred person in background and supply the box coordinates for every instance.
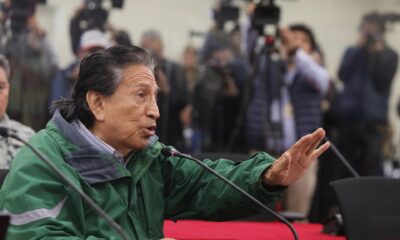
[193,34,249,152]
[0,54,35,169]
[112,29,134,47]
[280,24,330,216]
[140,29,188,150]
[246,23,330,217]
[182,45,200,97]
[180,45,200,152]
[332,12,398,176]
[195,0,251,152]
[49,29,111,106]
[0,0,58,131]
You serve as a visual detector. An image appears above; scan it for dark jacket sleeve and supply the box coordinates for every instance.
[162,152,284,221]
[369,47,399,94]
[338,47,365,82]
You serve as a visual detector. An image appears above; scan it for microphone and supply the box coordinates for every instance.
[161,147,299,240]
[0,127,130,240]
[323,136,360,178]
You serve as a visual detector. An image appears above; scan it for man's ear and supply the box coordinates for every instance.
[86,90,105,121]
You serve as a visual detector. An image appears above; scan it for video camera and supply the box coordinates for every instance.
[362,12,400,46]
[78,0,123,32]
[212,0,240,30]
[70,0,123,54]
[2,0,46,34]
[251,0,281,36]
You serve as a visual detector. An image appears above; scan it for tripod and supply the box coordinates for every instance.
[226,32,285,155]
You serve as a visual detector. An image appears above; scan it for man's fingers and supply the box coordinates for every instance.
[291,128,323,155]
[292,133,313,152]
[305,128,326,155]
[310,141,331,161]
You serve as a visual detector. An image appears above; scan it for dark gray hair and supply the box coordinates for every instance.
[0,54,10,79]
[52,45,154,127]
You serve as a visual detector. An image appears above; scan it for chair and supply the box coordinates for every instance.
[0,169,8,188]
[331,177,400,240]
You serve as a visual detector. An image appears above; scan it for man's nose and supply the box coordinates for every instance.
[147,100,160,120]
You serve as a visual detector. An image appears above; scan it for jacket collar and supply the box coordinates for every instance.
[50,110,131,185]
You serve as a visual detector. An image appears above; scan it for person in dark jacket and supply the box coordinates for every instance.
[280,24,330,216]
[0,15,57,131]
[0,45,330,239]
[333,12,398,176]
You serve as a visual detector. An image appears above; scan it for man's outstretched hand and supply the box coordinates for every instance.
[263,128,330,187]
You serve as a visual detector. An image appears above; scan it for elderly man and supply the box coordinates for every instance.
[0,46,329,239]
[0,55,35,169]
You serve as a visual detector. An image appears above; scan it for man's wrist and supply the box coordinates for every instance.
[262,181,287,192]
[261,168,287,191]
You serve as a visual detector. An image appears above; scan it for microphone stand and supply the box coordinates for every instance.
[324,136,359,178]
[162,147,299,240]
[0,127,130,240]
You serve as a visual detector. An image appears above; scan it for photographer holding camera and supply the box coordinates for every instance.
[332,13,399,177]
[193,33,248,152]
[246,22,330,216]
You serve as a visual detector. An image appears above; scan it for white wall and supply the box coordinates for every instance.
[37,0,400,147]
[38,0,400,73]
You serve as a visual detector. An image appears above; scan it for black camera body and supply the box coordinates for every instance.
[80,0,109,32]
[78,0,124,32]
[6,0,46,34]
[251,0,281,35]
[69,0,124,55]
[212,0,240,30]
[362,12,400,46]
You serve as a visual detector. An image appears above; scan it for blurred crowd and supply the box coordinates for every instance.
[0,0,399,224]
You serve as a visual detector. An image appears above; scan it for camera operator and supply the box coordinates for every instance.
[193,34,248,152]
[140,29,189,150]
[246,23,330,216]
[332,13,398,176]
[0,0,58,131]
[281,25,330,216]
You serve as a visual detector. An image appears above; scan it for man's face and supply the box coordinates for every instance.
[0,68,9,120]
[209,48,233,68]
[93,65,160,155]
[361,21,381,36]
[183,48,198,69]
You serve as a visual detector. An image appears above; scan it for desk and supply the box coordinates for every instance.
[164,220,345,240]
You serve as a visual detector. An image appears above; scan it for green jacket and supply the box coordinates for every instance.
[0,111,282,239]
